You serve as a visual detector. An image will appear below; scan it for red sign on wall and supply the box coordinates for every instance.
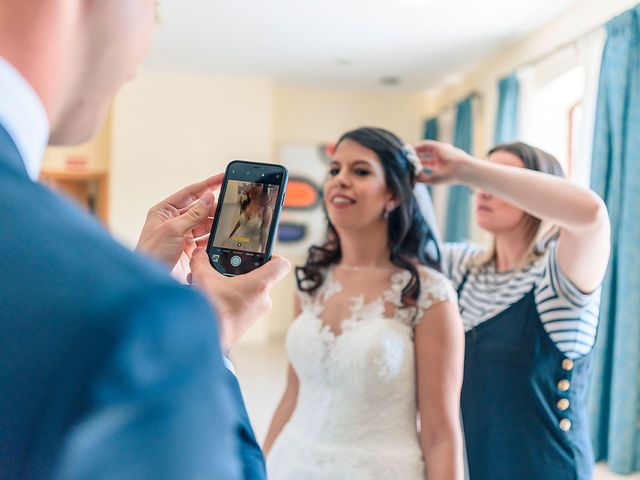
[65,155,88,170]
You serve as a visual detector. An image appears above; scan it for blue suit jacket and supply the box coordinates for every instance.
[0,125,265,480]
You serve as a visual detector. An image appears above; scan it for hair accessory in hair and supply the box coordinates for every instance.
[403,144,423,176]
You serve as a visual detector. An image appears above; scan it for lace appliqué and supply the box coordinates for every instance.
[297,269,343,318]
[349,294,386,323]
[298,266,456,330]
[383,268,457,328]
[270,266,456,480]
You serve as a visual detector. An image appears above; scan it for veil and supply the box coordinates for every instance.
[413,183,443,264]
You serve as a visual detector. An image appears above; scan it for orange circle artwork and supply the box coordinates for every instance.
[283,179,319,209]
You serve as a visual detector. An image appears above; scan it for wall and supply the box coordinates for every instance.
[43,112,112,172]
[274,87,433,146]
[110,72,274,246]
[424,0,638,156]
[110,72,274,342]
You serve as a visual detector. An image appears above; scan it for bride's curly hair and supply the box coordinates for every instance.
[296,127,441,306]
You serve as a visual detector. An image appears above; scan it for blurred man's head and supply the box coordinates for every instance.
[0,0,156,145]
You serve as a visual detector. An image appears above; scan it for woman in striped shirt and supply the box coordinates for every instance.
[415,141,610,480]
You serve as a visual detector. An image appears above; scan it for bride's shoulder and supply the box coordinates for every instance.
[416,264,457,311]
[416,264,452,287]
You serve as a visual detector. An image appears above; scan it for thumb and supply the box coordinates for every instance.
[172,191,214,235]
[189,247,220,282]
[245,255,291,289]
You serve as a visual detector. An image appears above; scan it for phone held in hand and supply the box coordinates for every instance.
[206,160,288,276]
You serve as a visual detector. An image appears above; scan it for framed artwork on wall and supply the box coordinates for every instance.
[276,142,331,256]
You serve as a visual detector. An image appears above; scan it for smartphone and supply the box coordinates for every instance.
[206,160,288,276]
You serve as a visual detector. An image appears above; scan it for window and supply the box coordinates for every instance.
[524,64,586,178]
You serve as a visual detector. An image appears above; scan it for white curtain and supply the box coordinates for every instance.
[516,29,605,185]
[573,28,606,187]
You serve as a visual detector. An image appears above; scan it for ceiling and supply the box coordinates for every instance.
[145,0,581,90]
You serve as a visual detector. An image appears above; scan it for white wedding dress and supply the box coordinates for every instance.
[224,210,265,251]
[267,265,456,479]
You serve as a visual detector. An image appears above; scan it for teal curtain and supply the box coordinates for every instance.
[494,74,520,144]
[588,6,640,475]
[424,117,439,140]
[445,97,473,242]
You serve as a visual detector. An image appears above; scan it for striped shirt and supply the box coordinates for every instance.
[443,242,601,360]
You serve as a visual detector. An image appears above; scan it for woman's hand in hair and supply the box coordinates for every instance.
[416,140,611,293]
[414,140,476,185]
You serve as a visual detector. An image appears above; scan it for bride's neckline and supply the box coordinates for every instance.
[334,264,396,272]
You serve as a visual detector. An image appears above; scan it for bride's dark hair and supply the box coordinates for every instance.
[240,184,269,213]
[296,127,441,306]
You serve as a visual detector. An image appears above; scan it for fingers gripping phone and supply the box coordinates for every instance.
[206,161,288,276]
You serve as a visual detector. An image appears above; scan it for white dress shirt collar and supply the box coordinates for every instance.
[0,57,50,181]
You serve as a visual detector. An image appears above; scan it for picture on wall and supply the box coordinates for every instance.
[276,143,331,255]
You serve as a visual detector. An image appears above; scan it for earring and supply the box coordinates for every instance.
[383,208,390,219]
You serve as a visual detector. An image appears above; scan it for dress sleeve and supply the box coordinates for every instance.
[406,267,458,328]
[418,267,458,311]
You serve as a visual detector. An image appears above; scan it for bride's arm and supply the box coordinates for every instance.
[259,209,272,251]
[415,300,465,480]
[263,364,299,455]
[228,219,241,239]
[263,296,301,456]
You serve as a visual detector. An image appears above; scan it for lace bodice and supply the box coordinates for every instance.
[267,265,457,479]
[224,210,264,250]
[299,267,456,331]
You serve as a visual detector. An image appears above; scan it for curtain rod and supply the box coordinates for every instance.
[511,23,605,73]
[427,91,481,120]
[427,22,606,121]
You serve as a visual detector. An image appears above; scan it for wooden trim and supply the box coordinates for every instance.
[39,169,109,226]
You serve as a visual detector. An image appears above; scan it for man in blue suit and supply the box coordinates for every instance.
[0,1,289,479]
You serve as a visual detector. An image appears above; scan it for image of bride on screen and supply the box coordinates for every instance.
[221,182,276,253]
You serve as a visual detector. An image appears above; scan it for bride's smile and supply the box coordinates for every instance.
[324,138,398,233]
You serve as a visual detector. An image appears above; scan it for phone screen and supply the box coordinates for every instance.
[207,161,288,275]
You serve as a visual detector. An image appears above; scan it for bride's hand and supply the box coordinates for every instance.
[414,140,475,185]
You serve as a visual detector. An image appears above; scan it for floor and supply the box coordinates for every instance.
[230,342,639,480]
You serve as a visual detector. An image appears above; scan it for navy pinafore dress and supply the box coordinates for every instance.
[459,276,595,480]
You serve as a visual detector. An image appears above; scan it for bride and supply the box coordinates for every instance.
[264,127,465,479]
[224,183,271,252]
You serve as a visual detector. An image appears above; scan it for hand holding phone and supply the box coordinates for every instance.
[137,174,223,269]
[190,247,290,349]
[206,160,288,275]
